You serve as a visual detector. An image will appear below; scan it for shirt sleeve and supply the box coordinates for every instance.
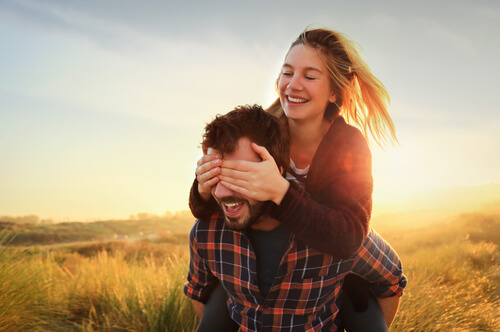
[270,121,372,259]
[350,229,407,298]
[188,178,221,220]
[183,220,218,303]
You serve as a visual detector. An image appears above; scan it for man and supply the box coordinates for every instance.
[184,105,406,331]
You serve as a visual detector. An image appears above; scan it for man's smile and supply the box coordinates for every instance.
[222,201,245,217]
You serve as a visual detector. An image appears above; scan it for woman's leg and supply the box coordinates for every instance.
[339,275,388,332]
[196,282,240,332]
[339,292,388,332]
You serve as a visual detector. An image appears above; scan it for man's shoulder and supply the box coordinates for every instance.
[190,212,227,241]
[356,228,400,264]
[359,228,383,250]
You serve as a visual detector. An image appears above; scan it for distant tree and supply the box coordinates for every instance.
[21,215,40,224]
[137,213,152,221]
[0,215,40,224]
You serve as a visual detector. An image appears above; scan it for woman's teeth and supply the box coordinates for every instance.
[288,96,307,103]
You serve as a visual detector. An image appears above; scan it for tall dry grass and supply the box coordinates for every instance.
[0,231,66,331]
[1,212,499,331]
[385,213,500,331]
[60,249,195,331]
[0,235,197,331]
[0,248,58,330]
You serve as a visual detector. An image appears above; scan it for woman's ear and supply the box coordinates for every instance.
[329,93,337,103]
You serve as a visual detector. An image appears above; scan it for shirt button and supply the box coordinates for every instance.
[263,304,269,309]
[251,279,257,284]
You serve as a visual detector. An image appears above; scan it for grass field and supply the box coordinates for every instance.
[1,210,499,331]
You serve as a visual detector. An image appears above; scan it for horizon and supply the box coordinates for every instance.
[2,182,499,223]
[1,1,499,221]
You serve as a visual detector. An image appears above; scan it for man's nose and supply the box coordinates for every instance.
[213,181,234,199]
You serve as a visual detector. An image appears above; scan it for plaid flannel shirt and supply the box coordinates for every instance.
[184,213,406,331]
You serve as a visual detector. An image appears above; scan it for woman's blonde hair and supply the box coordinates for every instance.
[267,27,398,147]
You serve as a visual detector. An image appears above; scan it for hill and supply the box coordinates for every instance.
[0,212,196,246]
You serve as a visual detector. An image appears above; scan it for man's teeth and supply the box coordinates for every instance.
[225,203,242,207]
[288,96,307,103]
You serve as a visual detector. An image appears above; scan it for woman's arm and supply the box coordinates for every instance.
[189,178,221,219]
[271,180,370,258]
[188,153,222,219]
[272,122,373,258]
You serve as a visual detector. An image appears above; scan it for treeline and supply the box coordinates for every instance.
[0,212,196,246]
[1,210,195,225]
[128,210,194,222]
[0,215,53,225]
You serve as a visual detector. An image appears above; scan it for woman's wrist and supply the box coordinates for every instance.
[272,178,290,206]
[198,184,213,202]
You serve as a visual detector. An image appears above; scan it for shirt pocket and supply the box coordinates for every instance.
[293,250,352,279]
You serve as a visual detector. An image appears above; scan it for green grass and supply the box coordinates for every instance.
[0,211,499,331]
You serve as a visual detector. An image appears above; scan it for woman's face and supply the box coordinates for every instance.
[278,44,337,123]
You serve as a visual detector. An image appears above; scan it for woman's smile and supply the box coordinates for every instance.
[278,44,336,122]
[287,95,308,104]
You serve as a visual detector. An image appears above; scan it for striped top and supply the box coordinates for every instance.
[184,214,407,331]
[286,159,309,189]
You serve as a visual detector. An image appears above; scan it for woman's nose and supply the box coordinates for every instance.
[287,75,302,90]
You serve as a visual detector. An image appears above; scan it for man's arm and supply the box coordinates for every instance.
[351,229,407,327]
[184,221,218,310]
[376,296,400,328]
[191,299,206,319]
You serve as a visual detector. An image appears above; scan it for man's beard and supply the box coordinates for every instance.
[217,197,269,231]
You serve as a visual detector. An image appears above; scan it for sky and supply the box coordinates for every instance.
[1,0,499,221]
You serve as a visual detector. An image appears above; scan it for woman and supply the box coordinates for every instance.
[190,27,398,331]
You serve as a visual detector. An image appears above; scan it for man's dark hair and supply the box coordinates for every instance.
[202,104,290,172]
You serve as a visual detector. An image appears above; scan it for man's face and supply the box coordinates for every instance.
[209,137,268,231]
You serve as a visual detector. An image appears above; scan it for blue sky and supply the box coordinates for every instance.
[1,0,499,220]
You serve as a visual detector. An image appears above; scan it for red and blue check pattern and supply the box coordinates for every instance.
[184,213,406,331]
